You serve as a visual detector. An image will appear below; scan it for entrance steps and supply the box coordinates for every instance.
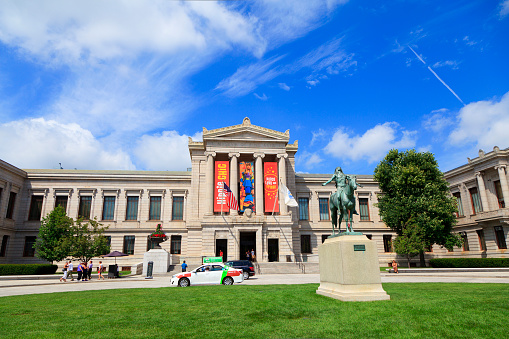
[256,262,320,275]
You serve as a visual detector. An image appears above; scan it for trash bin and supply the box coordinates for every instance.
[146,261,154,279]
[108,264,117,279]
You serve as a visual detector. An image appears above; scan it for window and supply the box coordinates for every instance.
[125,196,139,221]
[460,232,469,251]
[55,196,68,212]
[23,236,36,257]
[298,197,309,221]
[102,196,115,220]
[359,198,370,221]
[321,234,330,243]
[0,235,9,257]
[149,196,161,220]
[123,236,135,255]
[172,197,184,220]
[494,226,507,249]
[78,196,92,220]
[319,198,329,220]
[494,181,505,208]
[171,235,182,254]
[147,238,158,251]
[6,192,16,219]
[383,235,392,252]
[28,195,44,221]
[453,192,464,217]
[103,236,111,255]
[301,235,311,253]
[476,229,486,251]
[469,187,482,214]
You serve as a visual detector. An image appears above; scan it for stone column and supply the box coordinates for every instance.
[205,152,216,215]
[496,165,509,207]
[475,171,489,211]
[278,153,288,215]
[254,153,265,215]
[229,153,240,215]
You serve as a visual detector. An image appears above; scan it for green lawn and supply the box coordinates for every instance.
[0,283,507,338]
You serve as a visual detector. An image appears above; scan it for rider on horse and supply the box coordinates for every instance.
[322,167,359,215]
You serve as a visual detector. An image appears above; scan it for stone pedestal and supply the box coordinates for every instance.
[316,234,390,301]
[143,249,171,276]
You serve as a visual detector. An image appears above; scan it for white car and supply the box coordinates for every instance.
[171,263,244,287]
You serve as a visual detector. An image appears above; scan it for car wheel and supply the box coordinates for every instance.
[243,271,249,280]
[178,278,190,287]
[223,276,234,285]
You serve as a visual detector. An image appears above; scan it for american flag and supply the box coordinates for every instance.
[223,182,239,210]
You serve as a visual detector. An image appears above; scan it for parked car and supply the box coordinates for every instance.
[171,263,243,287]
[224,260,255,280]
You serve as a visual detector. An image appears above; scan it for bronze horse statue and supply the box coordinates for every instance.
[329,175,362,234]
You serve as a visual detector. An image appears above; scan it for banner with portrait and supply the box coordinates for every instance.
[239,161,255,212]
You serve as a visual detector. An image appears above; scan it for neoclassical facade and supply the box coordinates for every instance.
[0,118,507,267]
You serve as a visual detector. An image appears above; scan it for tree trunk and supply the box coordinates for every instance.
[419,251,426,267]
[406,255,411,269]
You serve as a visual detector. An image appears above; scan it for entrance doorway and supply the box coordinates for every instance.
[240,232,256,261]
[216,239,227,262]
[268,239,279,262]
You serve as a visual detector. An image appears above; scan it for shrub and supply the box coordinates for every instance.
[0,264,58,275]
[429,258,509,268]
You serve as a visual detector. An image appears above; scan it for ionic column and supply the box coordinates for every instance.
[205,152,216,215]
[229,153,240,215]
[475,171,489,212]
[254,153,265,215]
[278,153,288,215]
[496,165,509,207]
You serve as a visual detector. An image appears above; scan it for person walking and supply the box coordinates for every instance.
[98,261,105,280]
[67,260,74,281]
[82,262,88,281]
[251,249,256,262]
[77,262,83,281]
[59,261,69,282]
[88,260,93,280]
[181,261,188,272]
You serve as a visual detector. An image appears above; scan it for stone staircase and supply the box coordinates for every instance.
[256,262,320,275]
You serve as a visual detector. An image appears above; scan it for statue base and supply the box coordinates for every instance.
[328,231,363,238]
[316,234,390,302]
[143,248,171,275]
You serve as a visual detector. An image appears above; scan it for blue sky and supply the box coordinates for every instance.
[0,0,508,175]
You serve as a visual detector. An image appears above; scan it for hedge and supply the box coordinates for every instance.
[429,258,509,268]
[0,264,58,276]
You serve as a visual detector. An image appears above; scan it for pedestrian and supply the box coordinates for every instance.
[67,260,74,281]
[98,261,105,280]
[181,260,188,272]
[88,260,93,280]
[77,262,83,281]
[246,251,250,261]
[251,249,256,262]
[59,261,69,282]
[219,250,223,260]
[392,260,399,273]
[82,262,88,281]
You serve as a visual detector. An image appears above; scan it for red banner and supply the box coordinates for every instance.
[264,162,279,213]
[214,161,229,212]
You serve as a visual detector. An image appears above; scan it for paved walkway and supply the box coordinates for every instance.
[1,271,508,297]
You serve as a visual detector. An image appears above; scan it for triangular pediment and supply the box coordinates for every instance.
[203,117,289,142]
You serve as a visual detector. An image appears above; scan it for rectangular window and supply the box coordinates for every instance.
[321,234,330,243]
[453,192,464,217]
[149,196,161,220]
[171,235,182,254]
[123,235,135,255]
[172,197,184,221]
[460,232,470,251]
[102,196,115,220]
[359,198,370,221]
[0,235,9,257]
[494,226,507,249]
[383,235,392,252]
[23,236,36,257]
[301,235,311,253]
[469,187,482,214]
[104,236,111,255]
[55,196,68,212]
[125,196,139,221]
[476,229,486,251]
[298,197,309,221]
[319,198,329,220]
[147,238,158,251]
[6,192,16,219]
[494,180,505,209]
[28,195,44,221]
[78,196,92,220]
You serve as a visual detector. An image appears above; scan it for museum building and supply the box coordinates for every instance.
[0,118,507,268]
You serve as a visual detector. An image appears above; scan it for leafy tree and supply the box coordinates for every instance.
[34,205,74,262]
[70,218,110,263]
[392,220,425,268]
[374,149,462,266]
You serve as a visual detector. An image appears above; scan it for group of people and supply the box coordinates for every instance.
[60,260,105,282]
[246,249,256,262]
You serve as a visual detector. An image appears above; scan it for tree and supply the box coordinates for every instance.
[374,149,462,266]
[34,205,74,262]
[70,218,110,263]
[392,220,425,268]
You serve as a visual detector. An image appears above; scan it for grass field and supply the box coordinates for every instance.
[0,283,508,338]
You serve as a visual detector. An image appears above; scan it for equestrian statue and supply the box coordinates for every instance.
[322,167,363,235]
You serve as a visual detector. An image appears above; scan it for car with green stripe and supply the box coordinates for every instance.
[171,263,244,287]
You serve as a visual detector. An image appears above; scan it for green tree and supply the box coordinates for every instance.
[392,220,425,268]
[34,205,74,262]
[374,149,462,266]
[71,218,110,263]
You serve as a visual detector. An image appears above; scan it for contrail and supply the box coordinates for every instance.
[408,45,465,106]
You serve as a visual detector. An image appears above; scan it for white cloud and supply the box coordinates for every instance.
[311,129,327,146]
[324,123,417,163]
[449,91,509,149]
[278,83,290,91]
[254,93,268,101]
[500,0,509,18]
[0,118,134,170]
[297,151,324,169]
[432,60,459,70]
[423,108,454,133]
